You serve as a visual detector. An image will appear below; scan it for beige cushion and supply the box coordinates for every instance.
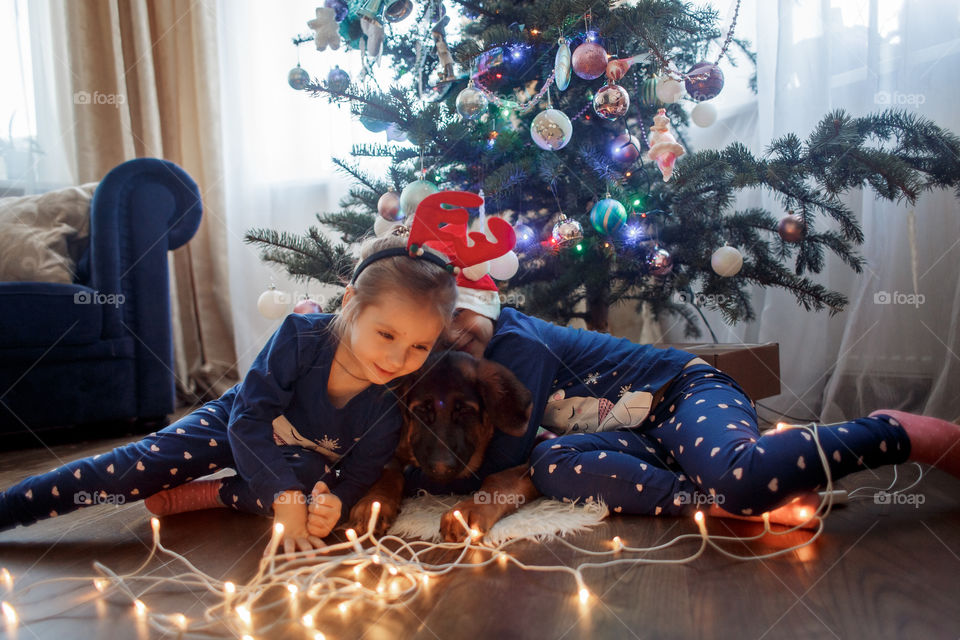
[0,184,97,283]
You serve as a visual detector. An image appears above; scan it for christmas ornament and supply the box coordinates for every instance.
[691,102,717,127]
[293,298,323,314]
[555,39,572,91]
[711,245,743,277]
[385,123,408,142]
[777,213,806,242]
[257,287,291,319]
[605,54,646,83]
[455,82,488,120]
[287,65,310,90]
[400,179,439,217]
[307,7,341,51]
[361,15,386,60]
[645,108,685,182]
[610,133,641,165]
[324,0,349,22]
[431,15,456,83]
[552,215,583,246]
[654,76,684,103]
[592,84,630,120]
[646,246,673,275]
[326,65,350,92]
[377,191,402,220]
[360,116,389,132]
[639,77,659,105]
[383,0,414,22]
[684,61,724,101]
[373,216,402,237]
[589,198,628,235]
[488,250,519,279]
[338,11,364,50]
[571,42,608,80]
[530,108,573,151]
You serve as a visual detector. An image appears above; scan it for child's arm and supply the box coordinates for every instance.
[227,315,316,510]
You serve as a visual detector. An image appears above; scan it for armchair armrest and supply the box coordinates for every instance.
[88,158,203,414]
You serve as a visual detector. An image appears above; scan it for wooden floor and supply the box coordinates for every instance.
[1,433,959,640]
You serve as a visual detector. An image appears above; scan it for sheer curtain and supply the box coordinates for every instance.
[217,1,396,373]
[667,0,960,424]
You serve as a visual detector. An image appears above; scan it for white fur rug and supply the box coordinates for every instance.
[386,492,609,545]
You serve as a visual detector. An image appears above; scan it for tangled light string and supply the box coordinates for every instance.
[0,422,924,639]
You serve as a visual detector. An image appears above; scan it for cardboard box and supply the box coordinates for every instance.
[657,343,781,400]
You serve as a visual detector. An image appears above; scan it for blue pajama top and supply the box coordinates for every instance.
[478,308,698,473]
[219,313,402,512]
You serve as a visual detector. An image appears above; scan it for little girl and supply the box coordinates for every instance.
[0,233,458,555]
[447,276,960,525]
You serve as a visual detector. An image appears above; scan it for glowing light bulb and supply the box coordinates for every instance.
[134,600,147,617]
[93,578,109,592]
[470,528,481,538]
[0,568,12,590]
[388,566,398,576]
[421,575,430,586]
[776,422,788,431]
[287,583,298,596]
[315,633,327,640]
[353,565,363,576]
[579,588,590,603]
[150,517,160,532]
[2,601,18,625]
[173,613,187,629]
[337,602,348,613]
[694,511,704,523]
[302,613,314,627]
[612,536,623,551]
[224,581,236,594]
[241,635,254,640]
[345,528,357,541]
[274,523,285,536]
[798,508,809,520]
[235,605,251,625]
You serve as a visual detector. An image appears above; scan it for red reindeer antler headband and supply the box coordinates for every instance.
[350,190,516,284]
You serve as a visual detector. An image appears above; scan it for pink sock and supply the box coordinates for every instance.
[144,479,225,516]
[870,410,960,478]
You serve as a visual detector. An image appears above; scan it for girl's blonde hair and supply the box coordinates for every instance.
[330,234,457,342]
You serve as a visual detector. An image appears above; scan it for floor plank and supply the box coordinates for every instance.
[1,435,959,639]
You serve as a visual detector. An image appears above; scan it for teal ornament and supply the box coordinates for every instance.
[554,39,572,91]
[288,65,310,90]
[589,198,627,235]
[360,116,389,133]
[640,77,659,105]
[400,180,439,216]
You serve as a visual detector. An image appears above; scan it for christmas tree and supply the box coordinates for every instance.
[249,0,960,335]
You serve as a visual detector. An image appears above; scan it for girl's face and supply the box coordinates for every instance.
[447,308,495,360]
[339,290,445,385]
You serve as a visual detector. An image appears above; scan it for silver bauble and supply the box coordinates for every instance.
[531,109,573,151]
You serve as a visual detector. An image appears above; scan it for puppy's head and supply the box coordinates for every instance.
[398,351,532,484]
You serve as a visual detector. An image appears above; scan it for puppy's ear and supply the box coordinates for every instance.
[476,358,533,437]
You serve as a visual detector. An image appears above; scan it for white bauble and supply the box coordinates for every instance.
[691,102,718,127]
[400,179,439,216]
[711,246,743,277]
[655,76,685,103]
[488,250,519,279]
[257,288,291,319]
[373,216,401,237]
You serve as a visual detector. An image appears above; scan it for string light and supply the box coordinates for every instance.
[0,568,12,591]
[2,422,922,637]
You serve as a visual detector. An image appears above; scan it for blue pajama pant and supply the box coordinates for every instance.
[530,363,912,516]
[0,402,337,531]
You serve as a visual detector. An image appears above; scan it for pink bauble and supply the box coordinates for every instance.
[293,298,322,314]
[572,42,608,80]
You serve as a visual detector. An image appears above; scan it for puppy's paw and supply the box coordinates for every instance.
[440,500,500,542]
[348,496,398,537]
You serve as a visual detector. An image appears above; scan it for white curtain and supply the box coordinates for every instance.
[665,0,960,424]
[217,1,397,373]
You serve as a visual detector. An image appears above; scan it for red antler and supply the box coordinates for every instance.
[407,191,516,268]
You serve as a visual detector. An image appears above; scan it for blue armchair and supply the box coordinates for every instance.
[0,158,202,436]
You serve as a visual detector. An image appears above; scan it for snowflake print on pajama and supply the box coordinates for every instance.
[0,403,339,530]
[531,363,912,516]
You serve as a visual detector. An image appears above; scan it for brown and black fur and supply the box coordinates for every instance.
[347,351,540,541]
